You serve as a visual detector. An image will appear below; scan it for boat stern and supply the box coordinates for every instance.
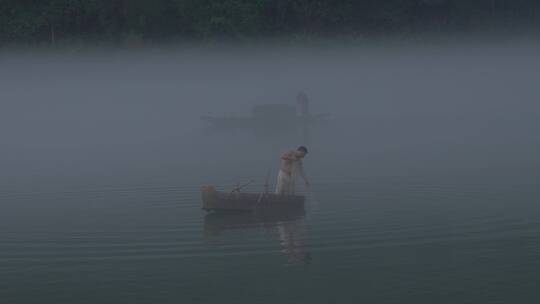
[201,185,219,211]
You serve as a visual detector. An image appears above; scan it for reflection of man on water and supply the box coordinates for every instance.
[278,220,312,264]
[275,146,310,195]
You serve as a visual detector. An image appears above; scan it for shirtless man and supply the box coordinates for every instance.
[275,146,310,195]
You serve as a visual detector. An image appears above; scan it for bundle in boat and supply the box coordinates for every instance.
[201,185,305,212]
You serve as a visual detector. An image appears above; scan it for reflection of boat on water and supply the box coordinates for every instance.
[201,185,305,212]
[201,94,329,135]
[203,204,311,264]
[203,207,305,236]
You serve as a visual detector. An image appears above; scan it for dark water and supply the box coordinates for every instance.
[2,44,540,303]
[2,164,540,304]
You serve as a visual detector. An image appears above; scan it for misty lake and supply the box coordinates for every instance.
[1,43,540,303]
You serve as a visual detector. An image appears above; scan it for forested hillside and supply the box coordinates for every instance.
[1,0,539,45]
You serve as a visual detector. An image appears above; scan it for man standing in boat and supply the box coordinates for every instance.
[276,146,310,195]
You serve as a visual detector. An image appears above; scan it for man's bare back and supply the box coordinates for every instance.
[280,150,303,176]
[275,147,310,195]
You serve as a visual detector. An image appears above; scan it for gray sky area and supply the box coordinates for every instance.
[2,40,539,191]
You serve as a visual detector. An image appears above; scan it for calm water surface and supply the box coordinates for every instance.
[2,165,540,304]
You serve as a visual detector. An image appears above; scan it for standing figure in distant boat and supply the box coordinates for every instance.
[296,92,311,144]
[275,146,310,195]
[296,92,310,116]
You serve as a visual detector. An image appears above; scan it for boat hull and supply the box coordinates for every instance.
[201,185,305,212]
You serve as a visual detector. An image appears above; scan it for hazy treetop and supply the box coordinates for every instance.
[1,0,540,46]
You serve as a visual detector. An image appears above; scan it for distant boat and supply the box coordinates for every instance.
[201,103,329,132]
[201,185,305,212]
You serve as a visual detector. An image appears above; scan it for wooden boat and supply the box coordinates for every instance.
[201,185,305,212]
[201,104,329,131]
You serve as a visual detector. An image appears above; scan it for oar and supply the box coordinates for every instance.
[230,180,254,193]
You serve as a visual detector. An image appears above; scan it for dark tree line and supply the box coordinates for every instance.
[1,0,539,45]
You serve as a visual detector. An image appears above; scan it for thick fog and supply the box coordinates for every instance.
[2,41,540,193]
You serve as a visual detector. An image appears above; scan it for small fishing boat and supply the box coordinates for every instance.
[201,101,330,134]
[201,104,328,129]
[201,185,305,212]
